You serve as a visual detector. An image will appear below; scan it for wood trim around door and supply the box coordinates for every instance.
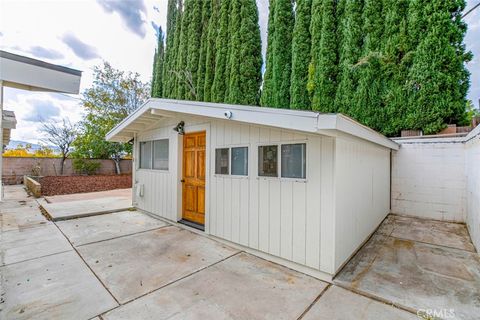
[181,131,206,226]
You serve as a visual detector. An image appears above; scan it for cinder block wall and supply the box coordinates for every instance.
[2,157,132,184]
[391,138,466,222]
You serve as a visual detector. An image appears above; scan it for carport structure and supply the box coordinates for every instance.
[0,50,82,200]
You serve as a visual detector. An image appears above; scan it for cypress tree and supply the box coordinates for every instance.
[153,27,165,98]
[203,0,219,102]
[307,0,322,104]
[334,0,363,114]
[272,0,294,108]
[162,0,178,97]
[352,0,384,130]
[185,0,203,100]
[260,0,276,107]
[311,0,338,112]
[196,0,212,102]
[380,0,409,136]
[226,0,242,104]
[168,0,183,98]
[175,0,191,99]
[151,48,157,97]
[290,0,312,110]
[211,0,231,102]
[237,0,263,105]
[406,0,471,134]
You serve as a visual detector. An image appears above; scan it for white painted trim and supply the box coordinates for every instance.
[106,99,398,150]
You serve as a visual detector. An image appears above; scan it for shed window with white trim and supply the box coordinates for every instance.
[153,139,169,170]
[140,141,152,169]
[258,145,278,177]
[231,147,248,175]
[281,143,306,179]
[215,148,229,174]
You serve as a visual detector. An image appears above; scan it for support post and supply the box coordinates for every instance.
[0,80,4,201]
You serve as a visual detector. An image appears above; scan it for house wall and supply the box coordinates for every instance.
[334,135,391,271]
[465,128,480,249]
[134,116,338,276]
[391,139,466,222]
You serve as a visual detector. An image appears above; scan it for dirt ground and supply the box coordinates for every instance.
[40,174,131,196]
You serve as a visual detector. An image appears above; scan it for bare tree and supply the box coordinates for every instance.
[40,119,77,175]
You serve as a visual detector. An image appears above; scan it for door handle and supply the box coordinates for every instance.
[181,179,185,183]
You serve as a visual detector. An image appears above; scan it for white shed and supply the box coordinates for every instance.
[107,98,399,281]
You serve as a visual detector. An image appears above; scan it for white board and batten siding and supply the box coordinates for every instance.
[133,115,393,278]
[334,135,391,270]
[465,128,480,250]
[134,116,338,276]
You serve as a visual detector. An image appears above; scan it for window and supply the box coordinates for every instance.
[281,143,306,179]
[153,139,169,170]
[215,148,229,174]
[231,147,248,176]
[140,141,152,169]
[258,145,278,177]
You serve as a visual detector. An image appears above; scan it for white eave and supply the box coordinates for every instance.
[0,50,82,94]
[106,98,399,150]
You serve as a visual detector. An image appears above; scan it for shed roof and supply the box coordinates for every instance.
[0,50,82,94]
[106,98,399,150]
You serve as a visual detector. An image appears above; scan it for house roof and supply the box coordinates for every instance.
[0,50,82,94]
[106,98,399,150]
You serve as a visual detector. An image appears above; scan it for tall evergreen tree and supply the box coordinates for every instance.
[236,0,263,105]
[175,0,191,99]
[307,0,322,103]
[334,0,363,114]
[260,0,276,107]
[162,0,178,97]
[290,0,312,110]
[406,0,471,134]
[352,0,384,130]
[151,48,157,97]
[152,27,165,98]
[196,0,212,102]
[226,0,242,104]
[311,0,338,112]
[203,0,219,102]
[185,0,203,100]
[167,0,183,98]
[211,0,231,102]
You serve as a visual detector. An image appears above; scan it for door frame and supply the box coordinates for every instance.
[176,122,210,233]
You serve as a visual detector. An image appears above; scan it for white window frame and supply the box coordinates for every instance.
[152,138,170,171]
[214,144,250,179]
[256,140,308,182]
[138,137,170,172]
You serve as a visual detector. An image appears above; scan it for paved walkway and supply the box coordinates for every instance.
[2,185,476,319]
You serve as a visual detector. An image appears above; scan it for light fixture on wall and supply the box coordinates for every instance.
[173,121,185,135]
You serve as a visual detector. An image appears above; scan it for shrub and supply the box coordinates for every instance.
[73,159,101,175]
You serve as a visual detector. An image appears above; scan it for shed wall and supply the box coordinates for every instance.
[134,116,337,275]
[334,135,391,271]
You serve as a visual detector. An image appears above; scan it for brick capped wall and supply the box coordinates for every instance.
[2,157,132,185]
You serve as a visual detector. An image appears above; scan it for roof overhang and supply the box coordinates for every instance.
[0,50,82,94]
[106,98,399,150]
[2,110,16,146]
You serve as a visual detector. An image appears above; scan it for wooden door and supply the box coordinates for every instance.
[182,131,206,225]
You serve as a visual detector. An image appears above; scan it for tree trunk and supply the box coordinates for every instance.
[113,158,121,175]
[60,156,66,175]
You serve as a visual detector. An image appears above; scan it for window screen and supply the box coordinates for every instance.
[231,147,248,175]
[258,145,278,177]
[140,141,152,169]
[153,139,169,170]
[281,143,306,179]
[215,148,229,174]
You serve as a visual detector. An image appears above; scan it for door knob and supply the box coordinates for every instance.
[181,179,185,183]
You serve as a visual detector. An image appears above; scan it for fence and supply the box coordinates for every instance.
[2,157,132,185]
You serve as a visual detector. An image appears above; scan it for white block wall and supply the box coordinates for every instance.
[391,139,466,222]
[465,129,480,250]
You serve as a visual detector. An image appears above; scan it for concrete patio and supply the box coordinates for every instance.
[1,185,478,319]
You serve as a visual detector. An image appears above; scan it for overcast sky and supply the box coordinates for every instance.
[0,0,478,144]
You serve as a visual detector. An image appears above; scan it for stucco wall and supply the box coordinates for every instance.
[2,157,132,184]
[391,138,466,222]
[465,129,480,250]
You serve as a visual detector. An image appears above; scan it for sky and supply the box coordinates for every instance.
[0,0,478,144]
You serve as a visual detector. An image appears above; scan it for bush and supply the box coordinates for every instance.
[73,159,101,175]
